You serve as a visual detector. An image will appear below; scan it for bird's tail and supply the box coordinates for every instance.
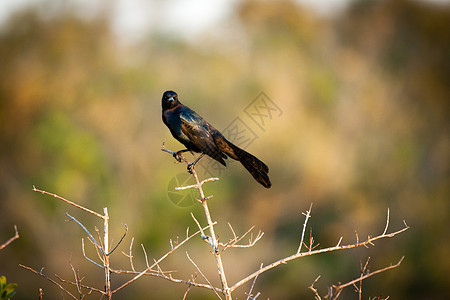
[225,142,271,188]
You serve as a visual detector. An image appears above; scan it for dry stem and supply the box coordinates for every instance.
[0,225,19,250]
[161,144,409,298]
[229,208,409,293]
[309,256,405,299]
[162,144,231,299]
[19,265,81,300]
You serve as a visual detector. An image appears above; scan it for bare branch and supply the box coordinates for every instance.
[182,284,192,300]
[102,207,112,299]
[228,223,237,241]
[333,256,405,293]
[297,203,313,254]
[122,237,136,272]
[33,186,104,219]
[186,252,223,300]
[94,226,104,251]
[88,235,105,264]
[54,274,102,296]
[19,264,82,299]
[141,244,150,268]
[175,177,220,191]
[309,275,322,300]
[246,263,263,300]
[163,146,408,299]
[191,212,207,239]
[111,267,223,293]
[69,259,84,297]
[218,226,264,251]
[230,210,409,293]
[152,258,165,275]
[81,238,103,268]
[0,225,19,250]
[108,224,128,255]
[310,256,404,300]
[112,223,213,294]
[162,145,231,299]
[66,213,103,253]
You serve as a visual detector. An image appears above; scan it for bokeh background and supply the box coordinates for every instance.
[0,0,448,299]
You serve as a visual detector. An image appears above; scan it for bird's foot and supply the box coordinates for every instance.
[187,163,195,174]
[173,151,184,163]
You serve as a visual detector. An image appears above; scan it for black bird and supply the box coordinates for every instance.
[162,90,271,188]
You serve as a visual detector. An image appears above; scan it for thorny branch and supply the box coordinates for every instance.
[229,208,409,293]
[309,256,405,300]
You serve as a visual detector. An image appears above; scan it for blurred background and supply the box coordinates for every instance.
[0,0,448,299]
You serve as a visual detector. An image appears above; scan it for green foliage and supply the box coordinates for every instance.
[0,276,17,300]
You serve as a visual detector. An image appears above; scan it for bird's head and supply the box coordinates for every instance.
[162,90,179,109]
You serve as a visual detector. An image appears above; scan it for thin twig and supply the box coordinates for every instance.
[186,252,223,300]
[89,235,105,264]
[122,237,136,272]
[218,226,264,251]
[69,259,83,297]
[112,223,213,294]
[19,264,82,299]
[309,275,322,300]
[334,256,404,293]
[33,186,104,219]
[355,257,370,300]
[182,284,192,300]
[55,274,103,295]
[383,209,390,235]
[175,177,220,190]
[0,225,19,250]
[297,203,312,254]
[111,267,223,293]
[191,212,207,238]
[66,213,103,253]
[81,238,104,268]
[108,224,128,255]
[141,244,150,268]
[246,263,263,300]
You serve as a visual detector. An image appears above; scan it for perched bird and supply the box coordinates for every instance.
[162,90,271,188]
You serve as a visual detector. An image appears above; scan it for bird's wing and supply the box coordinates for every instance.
[179,110,226,165]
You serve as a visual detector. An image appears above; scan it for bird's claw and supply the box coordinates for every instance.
[173,151,183,163]
[187,163,194,174]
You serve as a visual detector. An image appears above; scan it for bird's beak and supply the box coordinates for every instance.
[168,96,174,102]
